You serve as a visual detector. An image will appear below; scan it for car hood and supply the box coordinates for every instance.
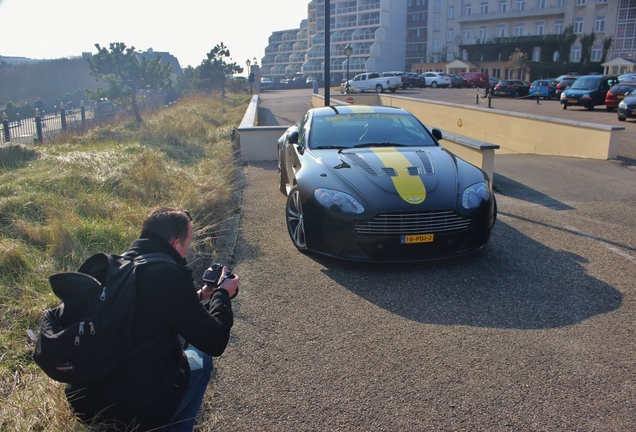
[317,146,459,208]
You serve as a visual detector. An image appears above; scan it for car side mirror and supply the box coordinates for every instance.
[287,130,299,144]
[432,128,443,141]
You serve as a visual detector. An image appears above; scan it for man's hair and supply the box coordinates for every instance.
[141,206,191,244]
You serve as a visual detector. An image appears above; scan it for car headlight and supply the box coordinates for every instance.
[580,94,591,100]
[619,101,627,109]
[560,93,566,99]
[462,182,490,209]
[314,188,365,214]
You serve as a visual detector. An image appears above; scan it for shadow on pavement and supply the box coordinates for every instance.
[316,220,622,330]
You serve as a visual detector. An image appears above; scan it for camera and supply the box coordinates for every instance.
[202,263,230,287]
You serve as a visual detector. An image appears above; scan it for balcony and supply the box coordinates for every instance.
[457,6,565,23]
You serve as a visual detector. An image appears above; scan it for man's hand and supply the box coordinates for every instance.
[217,274,239,299]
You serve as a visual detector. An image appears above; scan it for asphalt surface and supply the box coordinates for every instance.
[207,88,636,431]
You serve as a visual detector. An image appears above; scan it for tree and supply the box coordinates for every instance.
[87,42,173,123]
[601,36,614,63]
[195,43,243,97]
[579,32,596,65]
[556,25,577,66]
[507,48,528,79]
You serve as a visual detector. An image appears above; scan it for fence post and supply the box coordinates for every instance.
[35,109,43,143]
[60,102,67,131]
[2,112,10,142]
[81,101,86,126]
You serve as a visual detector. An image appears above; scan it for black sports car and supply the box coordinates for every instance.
[277,105,497,262]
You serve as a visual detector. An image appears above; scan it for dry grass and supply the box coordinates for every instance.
[0,92,250,431]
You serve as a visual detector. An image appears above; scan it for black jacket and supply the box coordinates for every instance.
[66,233,234,430]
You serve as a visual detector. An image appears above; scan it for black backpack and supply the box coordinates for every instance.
[33,252,174,384]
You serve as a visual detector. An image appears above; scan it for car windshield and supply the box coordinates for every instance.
[309,113,436,149]
[571,77,601,90]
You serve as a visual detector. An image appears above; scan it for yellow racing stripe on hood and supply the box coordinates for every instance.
[371,148,426,204]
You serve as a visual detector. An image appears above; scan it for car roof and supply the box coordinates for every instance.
[310,105,409,118]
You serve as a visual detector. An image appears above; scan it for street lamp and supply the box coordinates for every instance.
[344,44,353,94]
[246,59,252,94]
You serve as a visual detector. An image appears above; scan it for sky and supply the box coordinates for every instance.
[0,0,309,72]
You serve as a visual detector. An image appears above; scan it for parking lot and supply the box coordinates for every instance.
[206,88,636,431]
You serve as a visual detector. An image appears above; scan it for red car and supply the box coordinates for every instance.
[605,82,636,111]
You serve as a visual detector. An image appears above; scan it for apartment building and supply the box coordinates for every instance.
[260,0,635,82]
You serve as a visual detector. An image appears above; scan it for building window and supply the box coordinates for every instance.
[571,44,581,62]
[555,19,564,34]
[576,0,586,4]
[556,0,564,6]
[574,17,584,34]
[591,44,602,61]
[481,2,489,14]
[517,0,525,11]
[463,27,471,41]
[434,0,441,12]
[532,46,541,61]
[434,16,441,31]
[463,4,472,15]
[497,23,506,37]
[515,22,524,36]
[433,38,440,52]
[595,15,606,32]
[535,20,545,35]
[448,6,455,19]
[536,0,546,8]
[447,29,455,41]
[479,25,488,41]
[498,0,507,12]
[597,0,608,3]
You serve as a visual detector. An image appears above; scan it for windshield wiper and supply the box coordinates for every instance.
[352,143,407,148]
[314,145,347,149]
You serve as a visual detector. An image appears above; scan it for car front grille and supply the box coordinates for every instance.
[354,210,471,236]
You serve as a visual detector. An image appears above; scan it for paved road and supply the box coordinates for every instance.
[207,89,636,431]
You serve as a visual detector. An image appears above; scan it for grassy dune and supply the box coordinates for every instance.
[0,93,250,431]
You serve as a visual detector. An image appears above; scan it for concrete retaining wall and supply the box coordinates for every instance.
[318,93,623,160]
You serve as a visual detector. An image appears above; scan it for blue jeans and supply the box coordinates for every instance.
[166,346,213,431]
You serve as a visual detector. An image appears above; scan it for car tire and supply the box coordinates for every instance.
[431,81,438,88]
[606,107,613,112]
[375,85,384,93]
[562,104,567,110]
[586,103,594,111]
[286,187,307,250]
[618,116,626,121]
[513,91,519,98]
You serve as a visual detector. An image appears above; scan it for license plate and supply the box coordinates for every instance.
[401,234,434,244]
[568,99,577,103]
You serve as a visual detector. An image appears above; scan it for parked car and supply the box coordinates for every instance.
[421,72,451,88]
[529,79,557,100]
[617,72,636,82]
[403,72,426,88]
[260,77,273,90]
[493,80,531,98]
[488,76,500,88]
[381,71,411,89]
[442,74,465,88]
[605,81,636,111]
[458,71,490,88]
[346,72,401,93]
[277,105,497,262]
[617,88,636,121]
[555,76,579,97]
[560,75,619,110]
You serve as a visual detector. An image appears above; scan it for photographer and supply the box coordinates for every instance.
[65,206,238,431]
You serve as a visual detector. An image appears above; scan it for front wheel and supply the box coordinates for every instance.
[286,187,307,250]
[618,116,626,121]
[375,85,384,93]
[562,103,568,110]
[606,107,613,112]
[431,81,438,88]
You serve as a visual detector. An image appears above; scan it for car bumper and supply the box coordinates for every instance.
[617,106,636,119]
[303,204,496,262]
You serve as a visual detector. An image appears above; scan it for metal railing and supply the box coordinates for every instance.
[1,105,94,146]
